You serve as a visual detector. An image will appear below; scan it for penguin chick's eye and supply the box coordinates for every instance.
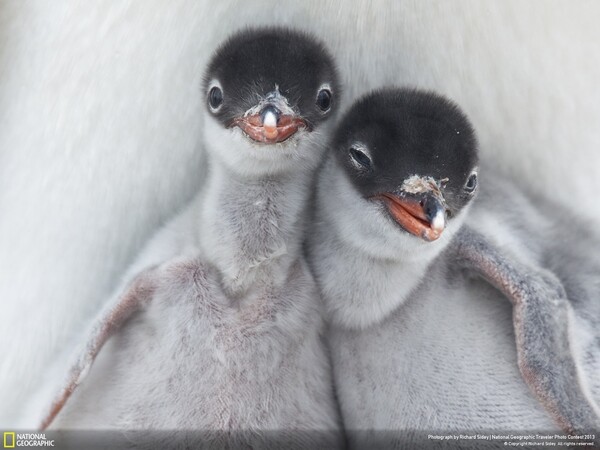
[316,88,332,112]
[349,147,372,170]
[208,86,223,111]
[464,172,478,193]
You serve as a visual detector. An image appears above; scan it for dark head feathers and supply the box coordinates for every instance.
[333,87,479,216]
[203,27,340,129]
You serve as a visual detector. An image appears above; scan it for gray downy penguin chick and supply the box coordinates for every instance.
[306,88,600,448]
[38,27,342,449]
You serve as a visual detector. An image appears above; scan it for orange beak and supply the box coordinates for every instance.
[373,192,446,241]
[231,107,307,144]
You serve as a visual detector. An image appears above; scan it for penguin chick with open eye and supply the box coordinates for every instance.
[306,88,600,448]
[38,27,343,449]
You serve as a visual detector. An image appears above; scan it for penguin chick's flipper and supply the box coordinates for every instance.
[453,226,600,434]
[39,267,158,430]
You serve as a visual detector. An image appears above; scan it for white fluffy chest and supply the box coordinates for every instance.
[54,258,337,432]
[329,272,559,434]
[198,164,308,294]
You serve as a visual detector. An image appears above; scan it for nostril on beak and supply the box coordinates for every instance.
[260,105,280,128]
[423,200,435,221]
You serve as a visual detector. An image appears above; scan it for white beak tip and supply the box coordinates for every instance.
[263,111,277,128]
[430,211,445,232]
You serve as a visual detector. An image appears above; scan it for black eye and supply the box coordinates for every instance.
[349,147,371,169]
[316,89,332,112]
[465,173,478,193]
[208,86,223,110]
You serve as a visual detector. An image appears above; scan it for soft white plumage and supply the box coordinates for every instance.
[20,28,344,446]
[307,104,600,445]
[2,1,600,427]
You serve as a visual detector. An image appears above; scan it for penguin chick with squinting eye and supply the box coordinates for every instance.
[306,88,600,448]
[38,27,343,448]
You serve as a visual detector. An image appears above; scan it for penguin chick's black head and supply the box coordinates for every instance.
[203,27,339,144]
[333,88,479,241]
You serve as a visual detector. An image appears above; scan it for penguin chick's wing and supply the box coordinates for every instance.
[452,226,600,435]
[39,267,158,430]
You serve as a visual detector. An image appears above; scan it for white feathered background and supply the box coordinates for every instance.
[1,0,599,427]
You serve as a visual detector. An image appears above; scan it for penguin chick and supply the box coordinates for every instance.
[203,27,338,178]
[312,88,479,328]
[307,88,600,447]
[39,27,342,449]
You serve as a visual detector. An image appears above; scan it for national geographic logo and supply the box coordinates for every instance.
[2,433,54,448]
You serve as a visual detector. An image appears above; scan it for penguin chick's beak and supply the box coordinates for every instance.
[373,192,447,241]
[231,105,308,144]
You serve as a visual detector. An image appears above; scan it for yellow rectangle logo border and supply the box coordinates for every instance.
[3,431,16,448]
